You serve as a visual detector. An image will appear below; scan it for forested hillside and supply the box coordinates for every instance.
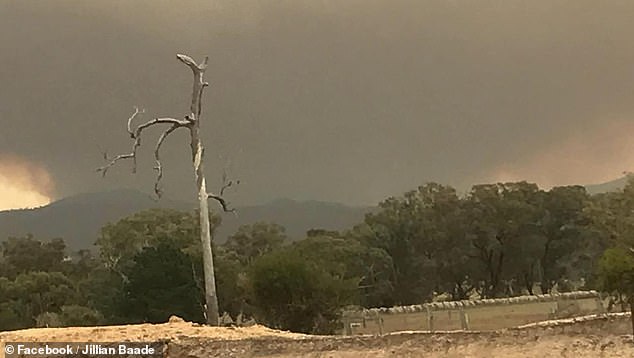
[2,178,634,334]
[0,190,370,249]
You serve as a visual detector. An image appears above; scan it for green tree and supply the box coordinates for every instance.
[213,246,250,321]
[362,185,435,304]
[58,305,104,326]
[595,247,634,332]
[584,178,634,249]
[536,186,592,293]
[585,176,634,333]
[411,184,477,300]
[362,183,479,303]
[122,240,204,323]
[0,236,110,330]
[293,230,394,308]
[33,305,103,328]
[596,247,634,303]
[248,248,357,334]
[75,266,125,324]
[0,279,27,330]
[96,209,219,279]
[464,182,543,298]
[15,272,78,319]
[225,222,287,266]
[0,235,66,279]
[0,271,79,330]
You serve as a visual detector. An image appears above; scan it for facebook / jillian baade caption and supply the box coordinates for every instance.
[4,342,165,357]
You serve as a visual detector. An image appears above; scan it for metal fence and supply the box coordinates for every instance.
[341,291,604,335]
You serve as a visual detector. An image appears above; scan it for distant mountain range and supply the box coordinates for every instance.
[0,177,628,251]
[584,176,629,195]
[0,189,372,250]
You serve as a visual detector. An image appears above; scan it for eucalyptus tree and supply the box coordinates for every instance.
[97,54,236,325]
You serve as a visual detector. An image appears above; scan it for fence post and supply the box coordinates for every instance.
[376,311,384,335]
[342,314,351,336]
[596,292,606,313]
[460,307,470,330]
[425,305,434,332]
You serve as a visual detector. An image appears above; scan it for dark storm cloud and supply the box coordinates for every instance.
[2,0,634,206]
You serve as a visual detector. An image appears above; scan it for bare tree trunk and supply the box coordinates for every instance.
[97,54,239,326]
[184,54,220,326]
[192,135,219,325]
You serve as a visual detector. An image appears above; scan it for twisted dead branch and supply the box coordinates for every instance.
[96,112,190,186]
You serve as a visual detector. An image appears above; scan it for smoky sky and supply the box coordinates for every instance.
[2,0,634,206]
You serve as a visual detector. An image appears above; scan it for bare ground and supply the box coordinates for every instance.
[1,314,633,357]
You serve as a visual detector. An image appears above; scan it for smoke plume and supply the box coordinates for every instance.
[0,154,55,210]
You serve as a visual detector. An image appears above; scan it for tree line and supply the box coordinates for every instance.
[2,179,634,334]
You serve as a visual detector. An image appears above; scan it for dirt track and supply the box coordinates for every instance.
[1,314,632,357]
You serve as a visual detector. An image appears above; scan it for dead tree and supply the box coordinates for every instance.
[97,54,236,325]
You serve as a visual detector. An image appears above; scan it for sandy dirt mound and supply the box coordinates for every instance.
[0,319,306,343]
[1,314,633,357]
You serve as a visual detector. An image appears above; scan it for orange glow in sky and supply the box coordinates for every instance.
[484,119,634,189]
[0,155,53,211]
